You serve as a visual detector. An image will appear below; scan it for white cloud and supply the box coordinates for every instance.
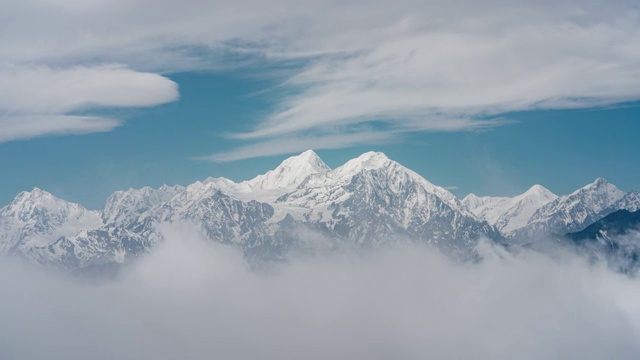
[0,65,178,142]
[239,15,640,139]
[1,225,640,359]
[0,115,120,143]
[0,65,179,114]
[1,0,639,149]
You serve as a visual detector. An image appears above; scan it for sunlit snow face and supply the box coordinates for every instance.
[1,224,640,360]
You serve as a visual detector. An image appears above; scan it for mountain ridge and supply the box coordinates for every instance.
[1,150,638,270]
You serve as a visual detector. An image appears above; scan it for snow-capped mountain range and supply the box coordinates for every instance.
[1,150,638,270]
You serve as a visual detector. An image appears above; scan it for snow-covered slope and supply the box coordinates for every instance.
[464,179,639,240]
[70,151,498,263]
[2,151,639,270]
[102,185,185,226]
[462,194,508,218]
[0,188,103,267]
[201,150,331,204]
[275,152,500,254]
[611,191,640,213]
[518,178,626,239]
[245,149,330,191]
[141,181,274,248]
[463,185,558,237]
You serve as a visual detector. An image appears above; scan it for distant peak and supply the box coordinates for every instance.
[270,150,319,165]
[461,193,482,208]
[593,177,609,186]
[357,151,390,162]
[341,151,391,170]
[245,150,330,190]
[298,149,319,158]
[524,184,556,197]
[158,184,183,191]
[276,150,330,173]
[20,187,54,199]
[516,185,558,204]
[581,177,618,192]
[329,151,402,180]
[461,193,507,210]
[30,187,47,194]
[570,177,625,203]
[5,187,77,214]
[463,193,480,201]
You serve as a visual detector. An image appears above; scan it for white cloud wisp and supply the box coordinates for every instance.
[0,65,178,143]
[1,0,639,153]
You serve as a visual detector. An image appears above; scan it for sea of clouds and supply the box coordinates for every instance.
[1,224,640,360]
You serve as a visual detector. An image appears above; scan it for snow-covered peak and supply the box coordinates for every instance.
[462,193,481,203]
[462,193,507,212]
[324,152,398,183]
[331,151,391,176]
[516,185,558,203]
[592,177,608,186]
[287,151,462,213]
[351,151,390,166]
[463,186,556,213]
[520,178,628,237]
[203,177,235,186]
[25,187,48,197]
[463,185,558,237]
[614,191,640,212]
[102,184,185,225]
[575,177,624,196]
[2,188,77,219]
[524,184,553,196]
[568,178,625,209]
[245,150,330,190]
[14,187,54,202]
[297,149,326,163]
[0,187,103,251]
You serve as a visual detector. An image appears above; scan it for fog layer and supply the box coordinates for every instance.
[1,224,640,360]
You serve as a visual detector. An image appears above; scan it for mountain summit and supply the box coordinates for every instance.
[246,150,330,190]
[0,188,102,259]
[464,184,558,237]
[518,178,627,239]
[0,151,638,270]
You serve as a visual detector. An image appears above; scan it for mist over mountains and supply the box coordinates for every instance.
[3,227,640,360]
[1,150,639,271]
[2,150,640,360]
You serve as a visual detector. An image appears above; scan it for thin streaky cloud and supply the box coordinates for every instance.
[0,0,639,153]
[0,116,121,143]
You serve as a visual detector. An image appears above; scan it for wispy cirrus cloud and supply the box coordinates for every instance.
[209,0,640,160]
[0,115,120,143]
[1,0,640,153]
[230,12,640,143]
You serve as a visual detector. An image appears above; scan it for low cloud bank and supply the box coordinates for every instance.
[1,224,640,360]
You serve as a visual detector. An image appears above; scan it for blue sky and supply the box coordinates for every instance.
[1,0,640,208]
[1,70,638,209]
